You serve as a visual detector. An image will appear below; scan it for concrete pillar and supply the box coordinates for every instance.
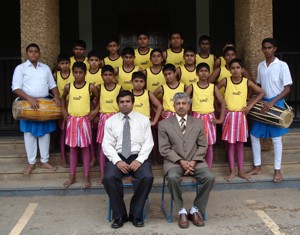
[196,0,210,51]
[234,0,273,80]
[78,0,93,52]
[20,0,60,68]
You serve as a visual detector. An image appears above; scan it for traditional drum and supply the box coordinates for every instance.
[12,97,62,121]
[248,101,294,128]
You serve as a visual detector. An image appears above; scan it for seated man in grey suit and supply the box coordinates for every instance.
[158,92,215,229]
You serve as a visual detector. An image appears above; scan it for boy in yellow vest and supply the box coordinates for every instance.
[70,39,89,70]
[196,35,216,74]
[163,31,185,67]
[101,37,123,68]
[134,31,153,69]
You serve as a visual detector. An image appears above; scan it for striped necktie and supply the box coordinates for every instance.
[180,117,186,135]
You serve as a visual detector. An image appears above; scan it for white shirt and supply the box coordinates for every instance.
[11,60,57,98]
[257,57,293,99]
[102,110,154,164]
[176,114,187,128]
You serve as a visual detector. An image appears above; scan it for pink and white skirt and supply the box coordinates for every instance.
[192,112,216,145]
[96,113,116,143]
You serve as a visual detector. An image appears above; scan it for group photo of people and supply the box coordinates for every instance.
[11,30,293,229]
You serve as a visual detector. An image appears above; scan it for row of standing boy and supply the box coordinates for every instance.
[55,31,267,189]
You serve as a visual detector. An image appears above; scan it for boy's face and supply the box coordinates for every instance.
[58,60,70,71]
[88,56,101,69]
[26,47,40,63]
[170,34,183,48]
[132,77,145,90]
[224,50,236,64]
[163,70,176,83]
[262,42,277,59]
[73,67,86,82]
[199,40,210,52]
[106,42,119,55]
[102,71,115,83]
[150,52,163,65]
[183,52,196,65]
[122,54,135,66]
[197,67,210,81]
[73,46,86,58]
[137,35,149,48]
[230,62,244,77]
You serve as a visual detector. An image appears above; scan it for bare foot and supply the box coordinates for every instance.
[61,160,69,168]
[90,157,97,168]
[246,166,262,176]
[23,164,35,175]
[63,175,76,188]
[83,176,91,189]
[40,162,57,171]
[224,171,235,182]
[96,177,103,185]
[238,170,251,181]
[274,170,283,183]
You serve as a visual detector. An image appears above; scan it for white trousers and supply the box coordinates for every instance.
[24,132,50,164]
[250,135,282,170]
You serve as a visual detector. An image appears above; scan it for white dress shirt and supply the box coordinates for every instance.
[257,58,293,99]
[11,60,57,97]
[102,110,154,164]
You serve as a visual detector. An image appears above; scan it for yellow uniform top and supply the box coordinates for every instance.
[117,66,139,90]
[68,82,90,117]
[134,48,153,69]
[220,56,226,67]
[103,56,123,68]
[192,83,215,114]
[165,48,184,67]
[133,90,150,118]
[162,83,185,112]
[146,67,165,98]
[179,65,197,86]
[218,65,231,97]
[70,56,90,70]
[196,54,215,74]
[86,68,103,86]
[99,84,121,113]
[224,77,248,111]
[56,70,74,98]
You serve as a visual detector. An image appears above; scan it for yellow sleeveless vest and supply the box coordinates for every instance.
[162,83,185,112]
[218,66,231,97]
[99,84,121,113]
[103,56,123,68]
[70,56,90,70]
[146,67,165,95]
[224,77,248,111]
[86,68,103,86]
[133,90,150,118]
[179,65,197,86]
[165,48,184,67]
[196,54,215,74]
[117,66,139,90]
[68,82,90,116]
[56,70,74,98]
[134,48,153,69]
[192,83,215,114]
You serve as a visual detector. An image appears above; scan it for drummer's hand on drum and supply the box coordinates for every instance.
[261,101,274,113]
[52,97,61,107]
[27,97,39,110]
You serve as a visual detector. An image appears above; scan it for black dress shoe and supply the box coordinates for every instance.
[132,218,144,227]
[111,216,128,229]
[128,214,134,222]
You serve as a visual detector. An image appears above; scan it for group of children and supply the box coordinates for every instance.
[53,32,291,188]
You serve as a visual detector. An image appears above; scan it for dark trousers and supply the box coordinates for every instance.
[103,154,154,219]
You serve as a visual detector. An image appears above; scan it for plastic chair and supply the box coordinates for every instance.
[107,175,148,222]
[160,174,206,223]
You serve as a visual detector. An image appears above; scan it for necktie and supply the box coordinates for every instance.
[180,117,186,135]
[122,115,131,158]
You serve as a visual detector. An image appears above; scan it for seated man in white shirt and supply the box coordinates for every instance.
[102,90,154,229]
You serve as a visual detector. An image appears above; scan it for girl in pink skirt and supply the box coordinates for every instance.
[61,62,99,189]
[186,62,226,168]
[217,58,265,181]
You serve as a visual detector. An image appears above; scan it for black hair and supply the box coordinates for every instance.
[121,47,135,57]
[150,48,163,57]
[196,62,210,73]
[116,90,135,104]
[26,43,40,52]
[169,31,183,40]
[132,71,146,81]
[107,37,119,45]
[262,37,277,47]
[57,53,70,63]
[198,35,211,44]
[87,50,101,59]
[229,58,244,68]
[72,61,87,72]
[137,30,149,38]
[162,63,176,73]
[223,46,236,56]
[101,65,114,75]
[73,39,86,49]
[184,46,196,55]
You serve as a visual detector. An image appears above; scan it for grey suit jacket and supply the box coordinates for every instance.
[158,115,208,174]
